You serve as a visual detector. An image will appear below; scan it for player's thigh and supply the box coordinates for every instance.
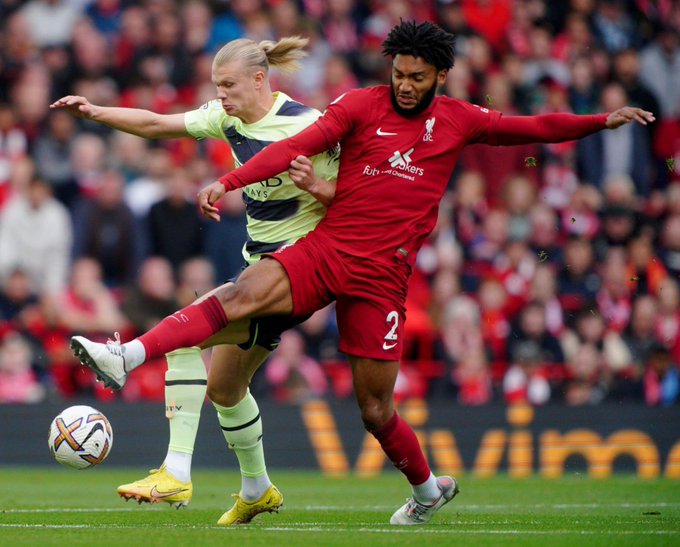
[215,258,294,319]
[199,319,251,348]
[206,343,271,407]
[349,355,400,429]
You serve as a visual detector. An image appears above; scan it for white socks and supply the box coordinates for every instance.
[164,450,192,483]
[412,473,440,504]
[123,340,146,371]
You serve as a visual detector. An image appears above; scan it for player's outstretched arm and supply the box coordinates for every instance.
[288,155,337,207]
[492,106,655,146]
[49,95,188,139]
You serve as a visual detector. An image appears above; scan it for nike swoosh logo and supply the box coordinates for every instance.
[382,341,398,350]
[376,128,398,136]
[150,485,189,499]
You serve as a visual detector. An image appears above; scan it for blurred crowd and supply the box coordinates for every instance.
[1,0,680,407]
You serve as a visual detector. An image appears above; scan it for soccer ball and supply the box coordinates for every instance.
[48,405,113,469]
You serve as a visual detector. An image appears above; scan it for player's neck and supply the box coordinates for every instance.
[240,88,276,124]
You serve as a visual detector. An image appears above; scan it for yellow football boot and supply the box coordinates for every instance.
[117,465,192,508]
[217,484,283,525]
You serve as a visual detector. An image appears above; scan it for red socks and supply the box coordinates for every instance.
[137,296,228,360]
[370,412,431,485]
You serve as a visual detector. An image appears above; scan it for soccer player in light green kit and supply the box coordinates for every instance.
[51,36,338,524]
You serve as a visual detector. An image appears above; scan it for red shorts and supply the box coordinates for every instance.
[267,232,410,361]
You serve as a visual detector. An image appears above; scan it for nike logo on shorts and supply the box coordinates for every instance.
[382,341,398,350]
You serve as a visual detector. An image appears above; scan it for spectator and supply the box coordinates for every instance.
[611,48,661,138]
[71,169,146,287]
[175,256,216,309]
[529,263,565,338]
[20,0,83,48]
[639,23,680,118]
[0,103,28,205]
[568,55,601,115]
[120,256,178,335]
[577,83,654,197]
[0,331,44,403]
[626,232,668,296]
[621,293,660,368]
[649,283,680,388]
[644,343,679,406]
[561,306,631,377]
[563,342,607,405]
[0,268,39,325]
[0,175,72,298]
[145,166,205,271]
[451,347,492,405]
[660,213,680,277]
[265,329,328,404]
[52,256,128,397]
[125,147,172,218]
[596,247,634,333]
[477,276,511,365]
[528,204,564,267]
[591,0,641,54]
[31,109,78,206]
[438,294,484,367]
[507,300,565,369]
[69,132,108,200]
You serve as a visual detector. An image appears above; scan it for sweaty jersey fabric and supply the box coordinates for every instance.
[185,91,339,264]
[219,85,608,267]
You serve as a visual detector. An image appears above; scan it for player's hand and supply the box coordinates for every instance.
[605,107,655,129]
[197,181,226,222]
[289,155,315,191]
[49,95,97,120]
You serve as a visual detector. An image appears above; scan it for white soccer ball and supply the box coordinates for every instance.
[48,405,113,469]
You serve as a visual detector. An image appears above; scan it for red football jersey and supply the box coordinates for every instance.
[220,86,607,267]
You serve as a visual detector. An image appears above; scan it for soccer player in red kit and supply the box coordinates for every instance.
[71,20,654,525]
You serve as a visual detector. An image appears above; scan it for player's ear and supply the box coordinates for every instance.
[436,69,448,86]
[253,70,266,89]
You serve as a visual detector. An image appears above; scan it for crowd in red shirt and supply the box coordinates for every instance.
[1,0,679,407]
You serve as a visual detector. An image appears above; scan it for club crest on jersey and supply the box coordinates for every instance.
[423,117,435,141]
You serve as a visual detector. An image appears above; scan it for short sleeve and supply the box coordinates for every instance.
[184,99,229,140]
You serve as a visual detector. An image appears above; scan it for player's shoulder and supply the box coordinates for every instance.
[435,95,485,112]
[273,91,320,118]
[329,85,388,108]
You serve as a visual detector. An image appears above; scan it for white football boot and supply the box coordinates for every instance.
[389,476,459,525]
[70,332,128,390]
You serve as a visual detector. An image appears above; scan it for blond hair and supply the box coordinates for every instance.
[213,36,309,74]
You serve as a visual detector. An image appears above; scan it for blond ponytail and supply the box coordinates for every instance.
[213,36,309,74]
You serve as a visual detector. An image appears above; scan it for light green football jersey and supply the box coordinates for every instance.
[185,92,339,264]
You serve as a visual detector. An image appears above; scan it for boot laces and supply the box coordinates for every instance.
[105,332,124,356]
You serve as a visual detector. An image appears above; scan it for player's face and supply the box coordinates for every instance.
[390,54,447,116]
[212,60,265,122]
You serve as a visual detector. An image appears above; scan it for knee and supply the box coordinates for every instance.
[359,398,393,431]
[206,378,247,408]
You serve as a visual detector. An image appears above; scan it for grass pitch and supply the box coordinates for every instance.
[1,468,678,546]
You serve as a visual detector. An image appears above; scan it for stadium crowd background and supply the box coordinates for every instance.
[0,0,679,408]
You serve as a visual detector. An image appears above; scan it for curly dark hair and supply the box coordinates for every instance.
[382,20,456,72]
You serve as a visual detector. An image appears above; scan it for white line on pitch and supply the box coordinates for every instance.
[0,524,678,535]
